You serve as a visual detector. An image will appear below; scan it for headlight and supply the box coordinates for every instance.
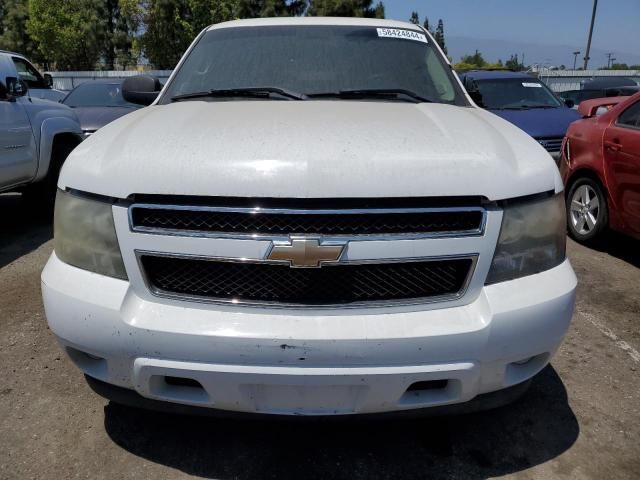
[485,193,566,284]
[54,190,127,280]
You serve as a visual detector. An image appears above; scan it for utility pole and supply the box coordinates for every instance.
[583,0,598,70]
[606,52,616,69]
[572,51,580,70]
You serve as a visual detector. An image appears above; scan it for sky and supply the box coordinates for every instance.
[383,0,640,67]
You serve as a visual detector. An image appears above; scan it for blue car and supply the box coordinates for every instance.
[458,70,580,161]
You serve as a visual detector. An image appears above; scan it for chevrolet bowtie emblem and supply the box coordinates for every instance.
[266,238,345,268]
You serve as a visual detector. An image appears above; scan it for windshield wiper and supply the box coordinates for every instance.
[171,87,306,102]
[307,89,433,103]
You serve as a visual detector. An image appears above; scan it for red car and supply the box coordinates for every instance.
[560,92,640,243]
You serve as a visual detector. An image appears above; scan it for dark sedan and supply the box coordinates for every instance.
[61,81,140,137]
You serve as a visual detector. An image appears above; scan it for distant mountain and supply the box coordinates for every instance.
[446,36,640,68]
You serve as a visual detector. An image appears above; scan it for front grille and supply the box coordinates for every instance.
[537,137,563,152]
[130,206,484,236]
[141,255,474,306]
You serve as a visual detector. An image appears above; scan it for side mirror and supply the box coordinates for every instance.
[564,98,575,108]
[0,81,7,100]
[5,76,28,101]
[44,73,54,88]
[122,75,162,106]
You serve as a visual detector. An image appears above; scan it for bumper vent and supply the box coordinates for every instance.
[141,255,475,307]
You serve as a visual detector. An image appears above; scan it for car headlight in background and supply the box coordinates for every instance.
[54,190,127,280]
[485,193,566,285]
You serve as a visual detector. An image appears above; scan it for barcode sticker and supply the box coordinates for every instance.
[377,28,428,44]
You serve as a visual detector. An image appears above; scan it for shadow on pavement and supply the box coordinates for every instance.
[103,366,578,479]
[0,193,53,269]
[593,232,640,269]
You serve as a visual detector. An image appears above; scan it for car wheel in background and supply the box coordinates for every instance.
[566,177,608,244]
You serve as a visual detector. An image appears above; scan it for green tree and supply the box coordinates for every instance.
[141,0,239,69]
[460,50,486,68]
[453,62,477,71]
[610,63,629,70]
[307,0,385,18]
[409,11,419,25]
[422,16,431,34]
[505,53,523,71]
[103,0,142,69]
[0,1,5,37]
[141,0,192,69]
[235,0,304,17]
[27,0,105,70]
[434,18,446,54]
[0,0,43,63]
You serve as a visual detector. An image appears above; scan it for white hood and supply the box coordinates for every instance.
[60,101,562,201]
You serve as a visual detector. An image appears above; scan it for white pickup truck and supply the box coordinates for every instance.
[42,18,577,417]
[0,51,82,200]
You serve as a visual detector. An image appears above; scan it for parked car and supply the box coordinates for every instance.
[0,50,65,101]
[42,18,576,417]
[61,81,141,137]
[558,86,640,110]
[580,77,638,90]
[0,75,82,200]
[560,92,640,243]
[458,70,581,161]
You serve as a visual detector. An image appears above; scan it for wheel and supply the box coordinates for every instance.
[566,177,608,244]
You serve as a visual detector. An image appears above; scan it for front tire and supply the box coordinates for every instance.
[566,177,608,244]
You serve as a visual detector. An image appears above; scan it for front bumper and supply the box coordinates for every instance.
[42,254,576,416]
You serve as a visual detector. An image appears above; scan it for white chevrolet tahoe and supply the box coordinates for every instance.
[41,18,577,417]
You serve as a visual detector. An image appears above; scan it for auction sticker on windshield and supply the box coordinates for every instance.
[376,28,428,44]
[522,82,543,88]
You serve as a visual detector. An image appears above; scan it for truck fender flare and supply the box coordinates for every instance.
[35,117,83,183]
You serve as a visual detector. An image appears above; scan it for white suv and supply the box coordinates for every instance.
[42,18,576,417]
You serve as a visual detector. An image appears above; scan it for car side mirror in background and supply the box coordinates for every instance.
[5,76,28,101]
[122,75,162,106]
[564,98,575,108]
[44,73,54,88]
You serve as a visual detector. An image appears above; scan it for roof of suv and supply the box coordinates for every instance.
[458,70,535,80]
[208,17,423,30]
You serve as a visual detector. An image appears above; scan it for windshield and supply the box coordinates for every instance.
[474,78,562,110]
[63,83,138,108]
[160,25,468,106]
